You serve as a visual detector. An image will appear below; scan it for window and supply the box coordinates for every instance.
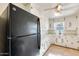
[54,22,64,35]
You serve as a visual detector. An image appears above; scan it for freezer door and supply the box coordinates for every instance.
[10,4,38,37]
[11,35,39,56]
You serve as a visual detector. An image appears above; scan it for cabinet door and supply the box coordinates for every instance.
[65,16,77,30]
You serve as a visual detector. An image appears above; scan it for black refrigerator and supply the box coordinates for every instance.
[7,3,40,56]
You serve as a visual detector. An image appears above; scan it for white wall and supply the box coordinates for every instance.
[0,3,8,16]
[39,15,50,55]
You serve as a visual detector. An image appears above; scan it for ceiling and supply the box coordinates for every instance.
[31,3,79,19]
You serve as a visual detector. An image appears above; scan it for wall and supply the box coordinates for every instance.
[39,15,50,55]
[0,6,8,55]
[48,13,79,50]
[0,3,8,16]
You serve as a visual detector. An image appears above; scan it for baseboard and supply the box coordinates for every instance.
[52,44,79,51]
[42,45,52,56]
[43,44,79,56]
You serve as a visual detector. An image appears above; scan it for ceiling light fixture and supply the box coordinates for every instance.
[54,4,62,16]
[56,4,62,12]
